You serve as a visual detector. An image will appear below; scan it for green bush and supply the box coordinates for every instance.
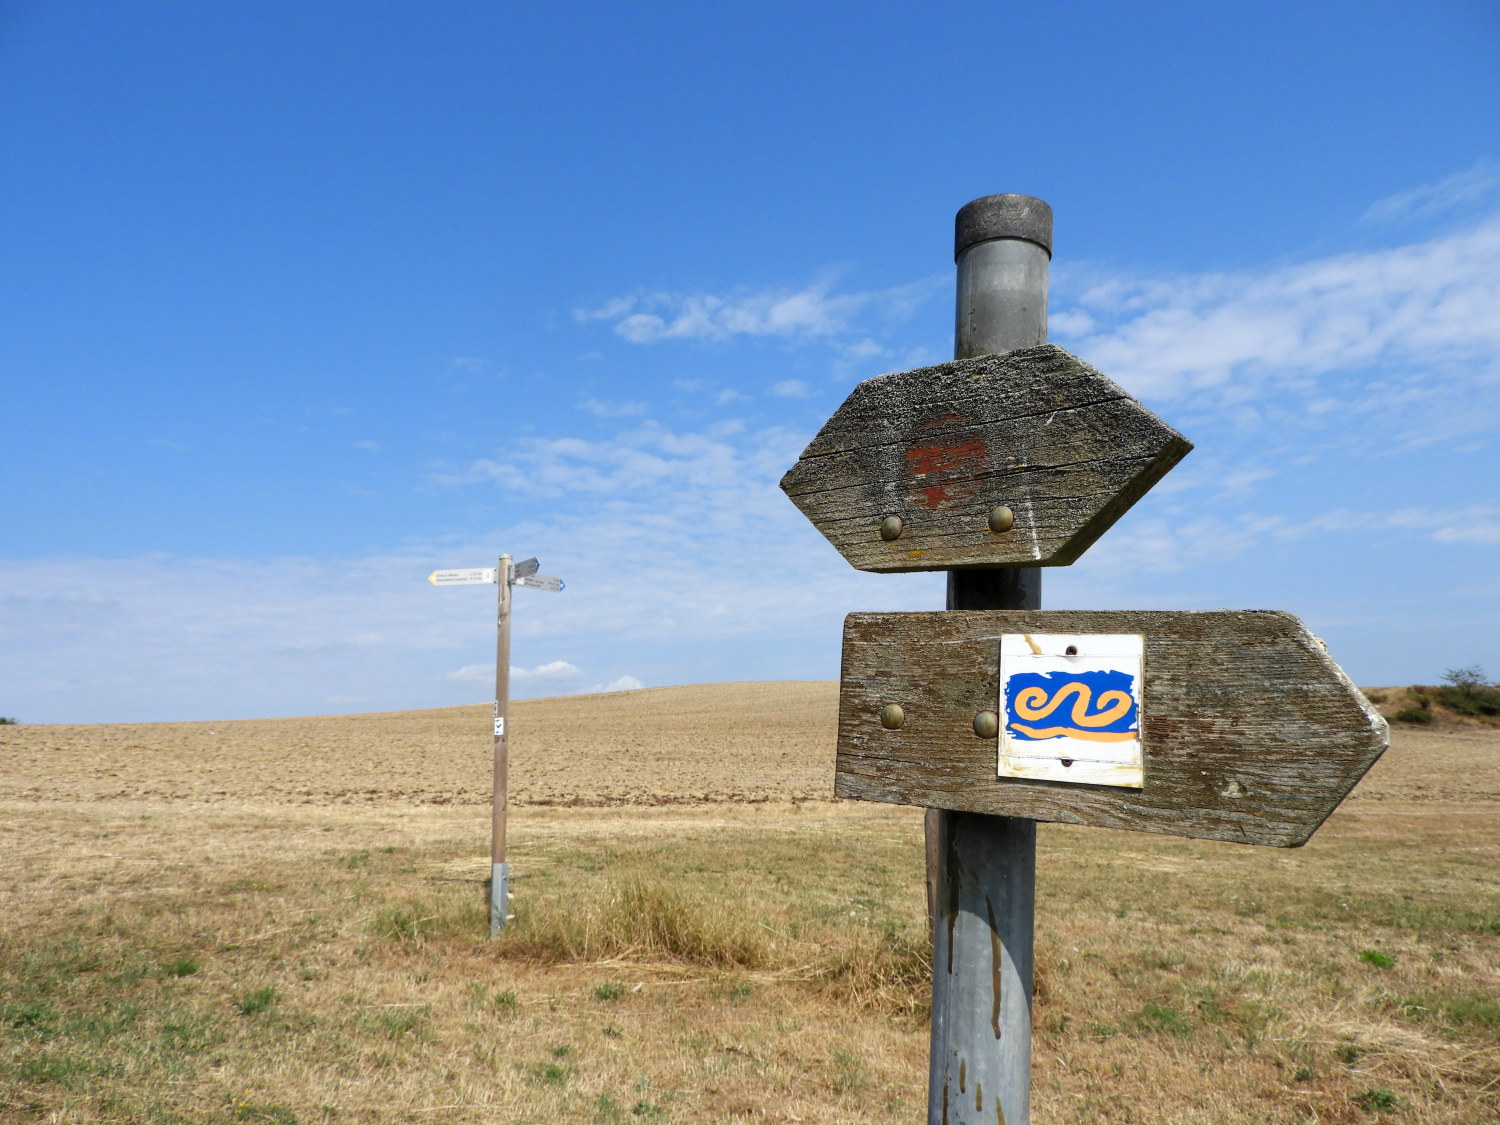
[1432,665,1500,716]
[0,717,18,725]
[1393,707,1434,724]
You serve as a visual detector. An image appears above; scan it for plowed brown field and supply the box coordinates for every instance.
[1,680,1493,808]
[2,685,1498,1124]
[0,682,837,807]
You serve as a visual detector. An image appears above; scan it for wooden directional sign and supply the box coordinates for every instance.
[780,343,1192,572]
[837,609,1388,847]
[513,573,563,593]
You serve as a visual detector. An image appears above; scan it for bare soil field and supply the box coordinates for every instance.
[1,683,1497,1124]
[0,683,836,807]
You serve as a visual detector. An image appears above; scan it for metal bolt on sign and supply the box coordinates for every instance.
[778,196,1388,1124]
[427,555,565,936]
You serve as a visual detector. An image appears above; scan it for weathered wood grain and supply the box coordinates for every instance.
[779,344,1192,573]
[837,610,1389,847]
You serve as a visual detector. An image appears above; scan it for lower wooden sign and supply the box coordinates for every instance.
[838,609,1388,847]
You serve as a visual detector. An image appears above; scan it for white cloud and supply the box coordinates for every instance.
[579,396,647,418]
[512,660,583,681]
[1053,213,1500,448]
[445,663,492,682]
[353,440,380,451]
[772,379,811,398]
[578,276,943,345]
[592,674,644,692]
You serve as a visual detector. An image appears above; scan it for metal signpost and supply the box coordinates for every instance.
[428,554,565,936]
[779,196,1389,1124]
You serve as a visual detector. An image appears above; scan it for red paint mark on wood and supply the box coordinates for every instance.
[906,439,987,509]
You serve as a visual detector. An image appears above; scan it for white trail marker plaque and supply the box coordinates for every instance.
[997,632,1143,788]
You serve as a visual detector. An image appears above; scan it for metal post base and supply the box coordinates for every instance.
[490,861,511,937]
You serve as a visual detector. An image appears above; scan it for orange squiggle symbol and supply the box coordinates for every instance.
[1013,683,1133,728]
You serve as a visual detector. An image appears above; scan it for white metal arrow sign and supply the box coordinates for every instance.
[513,573,564,593]
[428,568,497,586]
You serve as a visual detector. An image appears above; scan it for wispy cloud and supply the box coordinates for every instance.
[1051,213,1500,447]
[578,396,647,418]
[1361,160,1500,225]
[575,276,942,345]
[434,419,796,502]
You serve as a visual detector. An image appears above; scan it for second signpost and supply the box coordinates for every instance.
[428,554,566,935]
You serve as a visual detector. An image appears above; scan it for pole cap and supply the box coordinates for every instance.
[954,194,1053,260]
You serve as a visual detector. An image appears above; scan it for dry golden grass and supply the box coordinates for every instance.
[1,683,1497,1124]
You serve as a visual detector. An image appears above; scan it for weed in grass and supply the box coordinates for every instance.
[3,1001,58,1039]
[370,902,436,948]
[831,1047,868,1095]
[531,1060,570,1085]
[1359,949,1395,968]
[162,955,199,977]
[19,1052,90,1085]
[631,1100,664,1118]
[493,988,518,1014]
[602,1024,622,1038]
[1134,1002,1192,1035]
[595,1092,624,1120]
[228,1094,299,1123]
[593,980,628,1001]
[364,1006,429,1039]
[236,986,279,1015]
[505,874,783,969]
[1336,1043,1361,1065]
[1397,989,1500,1030]
[1353,1087,1402,1113]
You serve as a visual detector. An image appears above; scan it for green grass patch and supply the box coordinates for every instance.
[1133,1002,1192,1035]
[1397,989,1500,1030]
[235,986,279,1015]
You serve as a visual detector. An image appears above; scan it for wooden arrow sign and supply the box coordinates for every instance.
[837,609,1388,847]
[780,344,1192,572]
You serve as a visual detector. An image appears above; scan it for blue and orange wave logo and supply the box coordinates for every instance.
[1003,670,1139,743]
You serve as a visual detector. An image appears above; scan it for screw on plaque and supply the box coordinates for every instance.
[879,515,904,541]
[880,704,906,729]
[973,710,999,738]
[988,505,1015,533]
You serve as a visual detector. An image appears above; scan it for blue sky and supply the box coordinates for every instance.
[2,1,1498,722]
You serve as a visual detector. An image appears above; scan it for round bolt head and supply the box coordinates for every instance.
[987,505,1015,533]
[879,515,904,541]
[973,710,999,739]
[879,703,906,730]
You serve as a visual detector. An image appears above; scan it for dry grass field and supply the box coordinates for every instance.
[1,682,1497,1124]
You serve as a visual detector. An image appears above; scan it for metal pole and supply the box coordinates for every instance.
[927,194,1051,1125]
[491,553,513,937]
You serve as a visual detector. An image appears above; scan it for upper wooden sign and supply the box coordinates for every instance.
[780,344,1192,572]
[837,609,1389,847]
